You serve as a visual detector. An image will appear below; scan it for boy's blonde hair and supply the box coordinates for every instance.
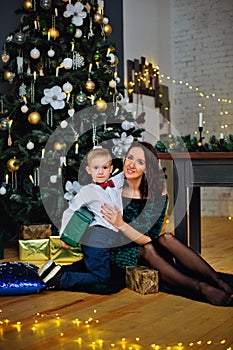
[87,148,112,165]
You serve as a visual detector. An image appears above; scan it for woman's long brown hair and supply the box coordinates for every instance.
[124,141,163,201]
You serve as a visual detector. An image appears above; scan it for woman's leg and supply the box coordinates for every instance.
[140,242,233,306]
[157,233,233,295]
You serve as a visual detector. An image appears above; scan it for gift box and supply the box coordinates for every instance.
[19,239,50,261]
[126,265,159,294]
[19,224,52,240]
[60,207,94,247]
[49,236,83,262]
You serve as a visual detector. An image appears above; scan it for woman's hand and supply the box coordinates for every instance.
[101,204,152,246]
[101,203,124,230]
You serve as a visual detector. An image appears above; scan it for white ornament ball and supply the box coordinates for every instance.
[21,105,29,113]
[50,175,57,183]
[109,79,117,88]
[115,76,120,84]
[0,186,6,195]
[63,82,73,93]
[103,17,109,24]
[30,47,40,59]
[74,28,82,38]
[60,120,68,129]
[26,141,34,150]
[63,58,73,69]
[47,48,55,57]
[68,108,75,117]
[108,53,116,63]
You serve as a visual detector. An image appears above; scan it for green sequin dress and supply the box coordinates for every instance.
[110,195,168,268]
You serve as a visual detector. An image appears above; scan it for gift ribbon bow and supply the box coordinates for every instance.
[98,179,115,189]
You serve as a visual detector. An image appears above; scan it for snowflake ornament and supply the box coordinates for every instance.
[41,85,66,110]
[19,83,27,97]
[73,52,85,68]
[63,2,87,27]
[64,181,81,204]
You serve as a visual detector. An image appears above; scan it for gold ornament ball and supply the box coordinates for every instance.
[7,157,20,172]
[95,98,107,112]
[23,0,33,10]
[104,24,112,36]
[48,27,60,39]
[93,13,103,24]
[28,111,41,124]
[53,142,67,151]
[85,79,95,92]
[3,70,13,81]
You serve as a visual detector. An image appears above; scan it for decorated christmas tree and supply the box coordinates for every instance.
[0,0,143,236]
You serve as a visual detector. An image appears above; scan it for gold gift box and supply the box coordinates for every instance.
[126,265,159,295]
[19,239,50,261]
[49,236,83,262]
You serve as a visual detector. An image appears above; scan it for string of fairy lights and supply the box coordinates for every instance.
[0,308,232,349]
[127,62,232,138]
[159,71,232,137]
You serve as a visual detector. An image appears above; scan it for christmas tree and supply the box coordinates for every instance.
[0,0,143,236]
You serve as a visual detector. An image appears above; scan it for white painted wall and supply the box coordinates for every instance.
[123,0,172,144]
[123,0,233,217]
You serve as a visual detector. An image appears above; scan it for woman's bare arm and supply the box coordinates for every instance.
[101,203,151,245]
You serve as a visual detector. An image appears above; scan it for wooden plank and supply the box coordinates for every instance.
[0,217,232,349]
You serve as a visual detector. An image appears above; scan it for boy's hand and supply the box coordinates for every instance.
[60,240,71,249]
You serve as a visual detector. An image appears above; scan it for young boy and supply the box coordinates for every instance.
[39,147,124,290]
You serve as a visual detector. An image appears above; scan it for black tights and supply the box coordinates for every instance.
[139,233,233,306]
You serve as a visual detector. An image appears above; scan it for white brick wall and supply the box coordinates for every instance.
[171,0,233,217]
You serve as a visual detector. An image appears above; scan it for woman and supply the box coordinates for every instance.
[101,141,233,306]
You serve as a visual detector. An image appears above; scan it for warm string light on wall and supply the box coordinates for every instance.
[0,307,231,349]
[127,57,232,138]
[159,72,232,136]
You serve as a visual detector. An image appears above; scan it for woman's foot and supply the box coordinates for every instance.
[215,277,233,295]
[198,281,232,306]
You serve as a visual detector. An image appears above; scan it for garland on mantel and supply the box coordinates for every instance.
[155,134,233,153]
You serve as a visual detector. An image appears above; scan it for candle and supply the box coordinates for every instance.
[220,133,224,139]
[55,8,58,16]
[198,112,203,127]
[5,174,9,184]
[89,63,92,73]
[29,175,34,184]
[33,71,37,81]
[41,148,45,159]
[48,31,50,41]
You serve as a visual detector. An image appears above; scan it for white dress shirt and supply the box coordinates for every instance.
[60,171,124,234]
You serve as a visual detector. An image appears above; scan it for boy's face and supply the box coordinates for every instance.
[86,155,113,183]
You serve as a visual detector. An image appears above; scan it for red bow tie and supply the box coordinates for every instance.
[98,179,115,189]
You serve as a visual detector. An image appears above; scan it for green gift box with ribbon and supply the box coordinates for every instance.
[60,207,94,247]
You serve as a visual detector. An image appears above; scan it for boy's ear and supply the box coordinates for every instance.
[86,165,91,174]
[110,165,113,173]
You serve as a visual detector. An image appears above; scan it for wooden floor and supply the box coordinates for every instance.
[0,217,233,350]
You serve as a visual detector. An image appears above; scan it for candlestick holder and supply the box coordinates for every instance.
[198,126,203,142]
[219,137,224,150]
